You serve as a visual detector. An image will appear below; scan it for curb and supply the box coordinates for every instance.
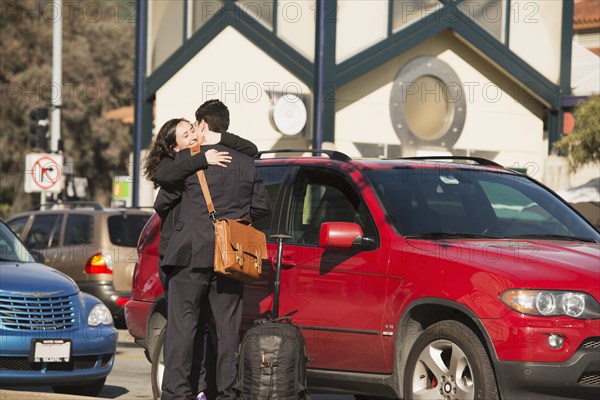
[0,389,97,400]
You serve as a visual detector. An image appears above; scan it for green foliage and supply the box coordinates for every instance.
[0,0,135,218]
[553,95,600,172]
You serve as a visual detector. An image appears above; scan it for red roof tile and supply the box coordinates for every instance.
[574,0,600,31]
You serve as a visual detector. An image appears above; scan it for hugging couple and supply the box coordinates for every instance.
[144,99,271,400]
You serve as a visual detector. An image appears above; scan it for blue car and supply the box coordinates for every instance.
[0,221,116,397]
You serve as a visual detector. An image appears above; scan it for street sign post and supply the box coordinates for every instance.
[25,153,64,194]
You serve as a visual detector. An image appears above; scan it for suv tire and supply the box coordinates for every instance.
[403,321,498,400]
[151,326,166,400]
[151,323,218,399]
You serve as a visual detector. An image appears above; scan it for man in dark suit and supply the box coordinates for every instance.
[159,100,271,400]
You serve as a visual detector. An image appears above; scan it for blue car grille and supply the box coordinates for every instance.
[0,294,77,330]
[0,354,113,371]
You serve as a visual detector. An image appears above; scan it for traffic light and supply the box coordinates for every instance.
[30,107,49,151]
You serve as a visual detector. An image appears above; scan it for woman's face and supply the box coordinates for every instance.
[172,120,199,152]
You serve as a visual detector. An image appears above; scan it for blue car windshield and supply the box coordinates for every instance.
[0,223,35,263]
[365,167,600,242]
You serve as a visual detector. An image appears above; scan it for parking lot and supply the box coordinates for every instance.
[2,330,354,400]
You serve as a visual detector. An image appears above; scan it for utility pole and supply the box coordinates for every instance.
[41,0,62,208]
[133,0,148,207]
[51,0,62,153]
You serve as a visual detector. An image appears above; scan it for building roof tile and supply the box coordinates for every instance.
[574,0,600,31]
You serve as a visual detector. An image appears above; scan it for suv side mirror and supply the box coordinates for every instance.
[319,222,365,249]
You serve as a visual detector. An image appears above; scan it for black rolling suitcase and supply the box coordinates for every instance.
[234,235,310,400]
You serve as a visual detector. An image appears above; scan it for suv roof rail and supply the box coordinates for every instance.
[255,149,351,162]
[106,206,155,213]
[33,201,104,211]
[398,156,503,168]
[112,206,154,210]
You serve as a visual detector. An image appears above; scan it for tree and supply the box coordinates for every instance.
[0,0,135,218]
[553,94,600,172]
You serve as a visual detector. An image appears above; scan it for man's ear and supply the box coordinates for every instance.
[199,120,208,132]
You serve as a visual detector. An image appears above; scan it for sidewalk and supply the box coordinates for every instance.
[0,389,97,400]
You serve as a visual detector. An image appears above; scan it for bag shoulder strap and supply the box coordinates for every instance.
[190,145,216,218]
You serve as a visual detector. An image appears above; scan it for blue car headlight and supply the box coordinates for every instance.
[88,303,113,326]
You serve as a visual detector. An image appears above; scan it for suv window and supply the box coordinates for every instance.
[108,214,151,247]
[366,168,599,239]
[7,217,29,237]
[64,214,94,245]
[288,169,377,246]
[255,166,290,239]
[480,181,548,221]
[24,214,63,250]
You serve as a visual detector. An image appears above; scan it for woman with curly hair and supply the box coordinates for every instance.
[145,118,246,188]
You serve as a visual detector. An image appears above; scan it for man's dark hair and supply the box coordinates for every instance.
[195,99,230,133]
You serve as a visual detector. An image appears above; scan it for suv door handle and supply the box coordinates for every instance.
[271,255,296,269]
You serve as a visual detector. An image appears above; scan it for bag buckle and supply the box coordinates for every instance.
[236,245,244,267]
[209,211,217,223]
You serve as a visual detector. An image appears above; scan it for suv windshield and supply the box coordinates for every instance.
[365,167,600,242]
[108,214,151,247]
[0,223,35,263]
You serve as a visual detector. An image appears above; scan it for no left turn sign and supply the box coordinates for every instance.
[25,153,64,193]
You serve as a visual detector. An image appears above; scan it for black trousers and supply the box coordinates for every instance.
[159,263,211,394]
[161,266,243,400]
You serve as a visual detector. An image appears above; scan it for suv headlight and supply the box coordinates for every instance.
[88,303,114,326]
[500,289,600,319]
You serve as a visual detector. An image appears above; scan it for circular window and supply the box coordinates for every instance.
[390,57,466,150]
[404,75,454,141]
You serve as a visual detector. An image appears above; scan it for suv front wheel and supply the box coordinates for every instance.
[404,321,499,400]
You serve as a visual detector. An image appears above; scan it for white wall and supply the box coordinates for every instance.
[277,0,315,61]
[148,0,184,75]
[335,33,546,177]
[336,0,388,63]
[509,0,563,84]
[155,27,310,150]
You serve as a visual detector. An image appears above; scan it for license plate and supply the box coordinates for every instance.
[30,339,71,362]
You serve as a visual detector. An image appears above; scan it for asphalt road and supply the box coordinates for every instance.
[4,330,356,400]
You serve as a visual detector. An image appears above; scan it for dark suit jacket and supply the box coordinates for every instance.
[154,133,258,256]
[159,144,271,268]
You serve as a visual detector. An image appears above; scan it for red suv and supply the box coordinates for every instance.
[125,151,600,400]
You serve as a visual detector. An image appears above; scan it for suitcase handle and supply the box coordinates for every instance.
[269,234,292,319]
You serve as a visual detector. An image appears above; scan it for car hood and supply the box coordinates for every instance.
[0,262,79,297]
[407,239,599,289]
[444,240,599,291]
